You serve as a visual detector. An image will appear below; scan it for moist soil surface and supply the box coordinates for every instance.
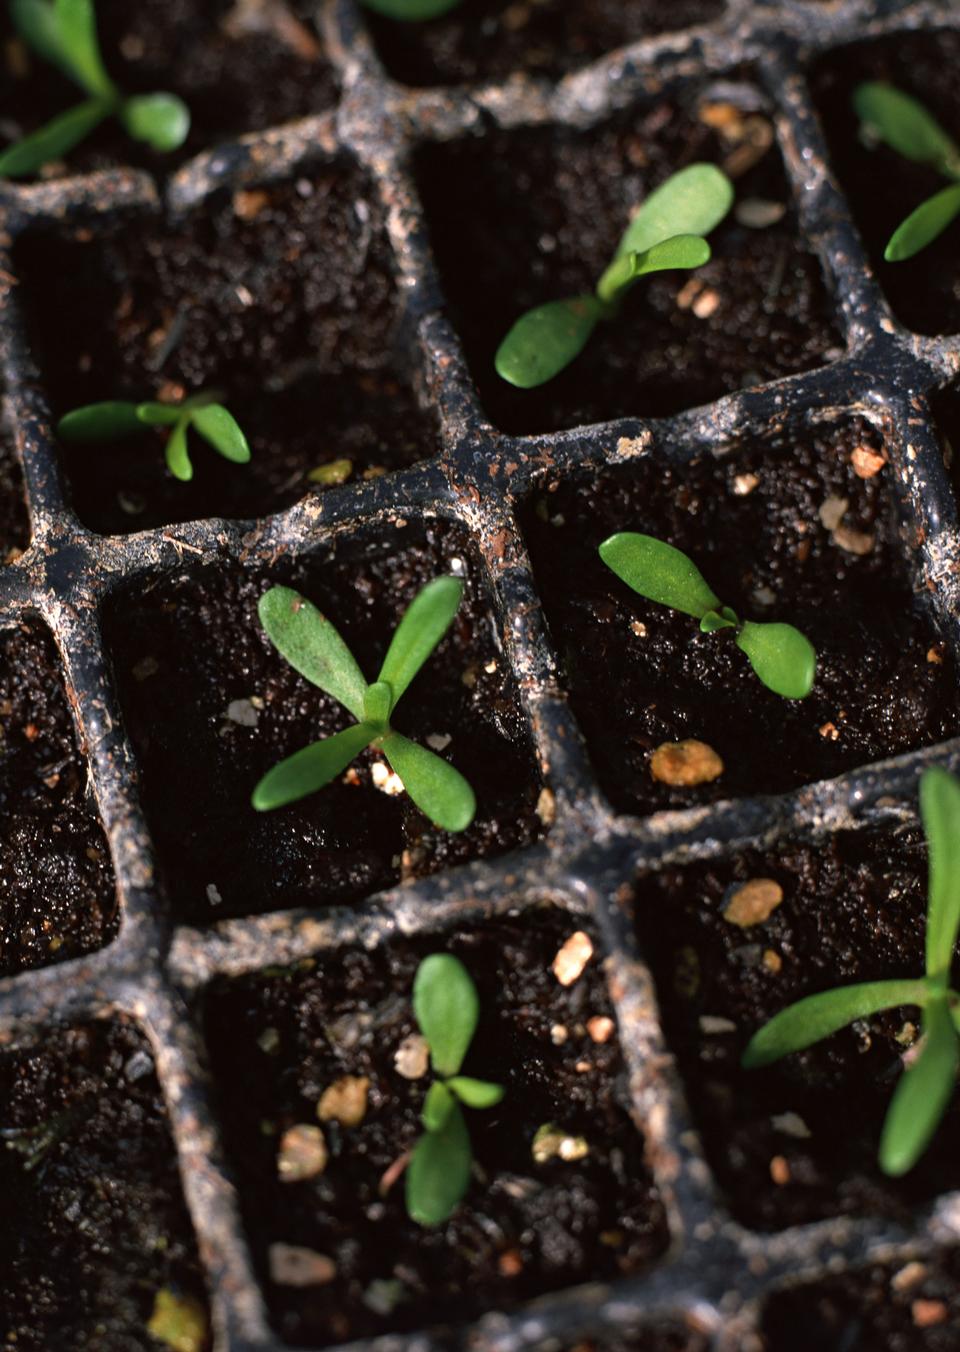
[0,432,29,558]
[416,84,842,435]
[811,29,960,337]
[365,0,724,88]
[520,416,958,816]
[0,1017,209,1351]
[105,518,543,925]
[204,910,668,1347]
[0,621,116,977]
[16,161,438,535]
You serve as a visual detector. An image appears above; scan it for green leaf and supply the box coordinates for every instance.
[405,1101,472,1227]
[11,0,70,75]
[854,82,960,179]
[735,620,816,700]
[742,977,929,1069]
[360,0,462,19]
[879,996,958,1176]
[598,533,721,620]
[164,419,192,482]
[53,0,115,97]
[421,1081,455,1132]
[596,234,711,305]
[699,607,738,633]
[57,401,142,441]
[250,721,375,812]
[921,767,960,983]
[257,587,368,722]
[0,97,110,178]
[885,183,960,261]
[362,680,393,728]
[447,1076,504,1109]
[189,403,250,464]
[617,163,734,258]
[495,295,603,389]
[136,402,182,427]
[120,92,190,152]
[413,954,479,1078]
[381,732,476,833]
[377,576,463,708]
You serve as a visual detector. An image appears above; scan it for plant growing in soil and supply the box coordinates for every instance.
[743,766,960,1177]
[405,953,503,1226]
[251,576,477,831]
[598,532,816,699]
[58,395,251,483]
[0,0,190,178]
[854,82,960,261]
[494,163,733,389]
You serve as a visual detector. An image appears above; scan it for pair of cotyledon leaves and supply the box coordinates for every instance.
[0,0,189,178]
[496,163,734,389]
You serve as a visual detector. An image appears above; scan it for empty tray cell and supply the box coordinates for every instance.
[15,160,440,533]
[105,518,544,924]
[0,1017,209,1351]
[520,415,958,816]
[204,910,668,1348]
[0,621,116,977]
[365,0,725,89]
[416,84,842,434]
[0,431,29,560]
[811,29,960,336]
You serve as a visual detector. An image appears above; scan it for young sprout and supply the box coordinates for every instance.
[854,82,960,261]
[0,0,190,178]
[495,163,734,389]
[743,766,960,1177]
[360,0,462,18]
[57,394,250,483]
[251,577,477,833]
[599,533,816,700]
[405,954,503,1226]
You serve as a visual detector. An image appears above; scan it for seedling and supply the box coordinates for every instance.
[854,82,960,261]
[599,533,816,699]
[0,0,190,178]
[57,394,250,483]
[743,766,960,1177]
[405,954,503,1226]
[360,0,463,18]
[251,577,477,832]
[495,163,734,389]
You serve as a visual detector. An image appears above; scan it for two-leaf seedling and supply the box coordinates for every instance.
[0,0,190,178]
[743,766,960,1177]
[58,395,250,483]
[405,954,503,1226]
[599,533,816,700]
[251,577,477,833]
[854,82,960,261]
[495,164,734,389]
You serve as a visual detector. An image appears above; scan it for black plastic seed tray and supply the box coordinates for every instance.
[2,0,960,1349]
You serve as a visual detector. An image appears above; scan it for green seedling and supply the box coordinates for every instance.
[405,954,503,1226]
[57,394,250,483]
[495,163,734,389]
[0,0,190,178]
[743,766,960,1177]
[599,533,816,699]
[251,577,477,832]
[854,82,960,261]
[359,0,462,18]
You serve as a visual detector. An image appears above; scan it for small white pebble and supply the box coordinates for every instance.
[699,1015,737,1035]
[771,1111,812,1139]
[225,698,259,728]
[425,733,451,752]
[206,883,223,906]
[732,473,759,496]
[371,761,405,795]
[552,931,594,986]
[394,1033,429,1079]
[550,1023,568,1046]
[818,495,848,531]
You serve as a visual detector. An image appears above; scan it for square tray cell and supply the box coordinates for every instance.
[519,415,958,816]
[810,29,960,337]
[104,518,544,925]
[0,432,29,560]
[415,86,842,434]
[364,0,725,89]
[0,621,116,977]
[203,910,668,1348]
[0,1017,208,1351]
[15,161,440,534]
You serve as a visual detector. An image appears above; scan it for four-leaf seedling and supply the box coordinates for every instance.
[599,532,816,699]
[743,766,960,1177]
[0,0,190,178]
[495,164,734,389]
[251,577,477,832]
[405,954,503,1226]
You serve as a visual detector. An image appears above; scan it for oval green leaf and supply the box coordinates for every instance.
[596,234,711,305]
[53,0,115,97]
[854,82,960,179]
[885,183,960,261]
[257,587,368,721]
[413,953,479,1078]
[363,680,393,728]
[0,97,110,178]
[447,1076,504,1109]
[879,996,958,1176]
[495,295,603,389]
[11,0,70,76]
[250,721,375,812]
[377,576,463,708]
[136,402,182,427]
[164,419,192,482]
[381,732,476,833]
[735,620,816,699]
[921,767,960,983]
[58,401,142,441]
[190,403,250,464]
[405,1101,472,1227]
[598,533,721,620]
[617,163,733,258]
[121,92,191,152]
[421,1080,455,1132]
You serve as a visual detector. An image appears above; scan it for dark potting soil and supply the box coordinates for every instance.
[203,910,668,1348]
[365,0,724,89]
[0,432,29,558]
[0,0,337,178]
[0,1017,209,1352]
[104,518,543,925]
[810,29,960,337]
[15,162,439,534]
[0,621,116,977]
[415,85,843,435]
[560,1326,710,1352]
[520,415,958,816]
